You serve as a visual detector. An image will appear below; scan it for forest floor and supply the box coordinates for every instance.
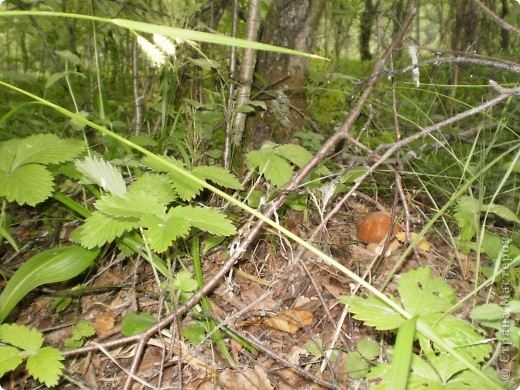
[0,194,516,390]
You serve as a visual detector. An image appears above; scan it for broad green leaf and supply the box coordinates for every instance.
[345,351,369,379]
[55,49,80,64]
[142,210,191,253]
[193,166,243,190]
[0,164,54,206]
[246,149,269,172]
[263,154,293,186]
[470,304,503,321]
[0,346,24,377]
[142,155,183,172]
[387,316,416,389]
[274,144,313,167]
[455,195,480,241]
[75,156,127,197]
[398,267,455,316]
[341,166,368,183]
[357,339,380,361]
[26,346,64,387]
[0,324,43,352]
[129,173,176,205]
[172,270,199,292]
[0,133,85,169]
[180,322,206,344]
[71,321,96,339]
[421,313,492,363]
[96,191,165,218]
[305,338,323,358]
[0,246,99,323]
[121,312,156,336]
[482,203,520,224]
[341,295,405,330]
[70,212,139,249]
[182,206,236,236]
[170,170,204,201]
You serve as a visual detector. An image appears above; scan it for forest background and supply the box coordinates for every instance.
[0,0,519,389]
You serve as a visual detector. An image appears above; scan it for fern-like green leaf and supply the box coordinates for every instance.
[75,156,127,196]
[0,164,54,206]
[70,212,139,249]
[182,206,236,236]
[398,267,455,317]
[193,166,243,190]
[26,346,64,387]
[142,210,191,253]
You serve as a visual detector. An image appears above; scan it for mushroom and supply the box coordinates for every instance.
[356,211,403,244]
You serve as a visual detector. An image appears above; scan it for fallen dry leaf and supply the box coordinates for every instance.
[396,232,431,252]
[262,310,314,334]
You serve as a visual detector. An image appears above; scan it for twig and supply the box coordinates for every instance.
[472,0,520,36]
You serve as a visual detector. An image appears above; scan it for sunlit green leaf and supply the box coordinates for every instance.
[0,164,54,206]
[26,346,64,387]
[182,206,235,236]
[75,156,127,196]
[121,312,156,336]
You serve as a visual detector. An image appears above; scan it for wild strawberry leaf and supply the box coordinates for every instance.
[142,209,191,253]
[26,346,64,387]
[193,166,243,190]
[182,206,235,236]
[0,164,54,206]
[274,143,313,167]
[70,212,139,249]
[0,324,43,352]
[75,156,127,197]
[128,173,177,204]
[96,191,165,218]
[0,346,24,377]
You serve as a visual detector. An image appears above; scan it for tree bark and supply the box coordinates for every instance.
[244,0,326,149]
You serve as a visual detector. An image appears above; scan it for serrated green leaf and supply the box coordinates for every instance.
[142,209,191,253]
[142,155,184,172]
[26,346,64,387]
[129,173,177,204]
[72,321,96,339]
[0,346,24,377]
[170,170,204,201]
[0,324,43,351]
[421,313,492,363]
[341,295,405,330]
[0,134,85,169]
[357,339,380,361]
[263,154,293,186]
[274,144,313,167]
[455,195,480,241]
[398,267,455,316]
[96,191,165,218]
[0,164,54,206]
[75,156,127,196]
[0,246,99,324]
[172,270,199,292]
[121,312,156,336]
[246,149,269,172]
[345,351,369,379]
[182,206,235,236]
[70,212,139,249]
[193,166,243,190]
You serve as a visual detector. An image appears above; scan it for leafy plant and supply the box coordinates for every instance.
[0,245,100,324]
[64,321,96,349]
[340,267,502,388]
[0,323,64,387]
[344,339,381,380]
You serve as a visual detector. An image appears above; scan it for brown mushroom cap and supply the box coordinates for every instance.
[356,211,403,244]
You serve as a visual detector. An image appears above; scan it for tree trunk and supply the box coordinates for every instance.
[359,0,375,60]
[244,0,326,149]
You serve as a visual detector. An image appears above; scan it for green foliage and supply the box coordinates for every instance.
[0,133,85,206]
[345,339,381,380]
[470,301,520,348]
[0,324,64,387]
[70,156,238,253]
[0,246,100,324]
[341,267,497,387]
[64,321,96,349]
[121,312,157,337]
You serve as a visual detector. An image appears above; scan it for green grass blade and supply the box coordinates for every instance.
[388,316,416,389]
[0,246,99,323]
